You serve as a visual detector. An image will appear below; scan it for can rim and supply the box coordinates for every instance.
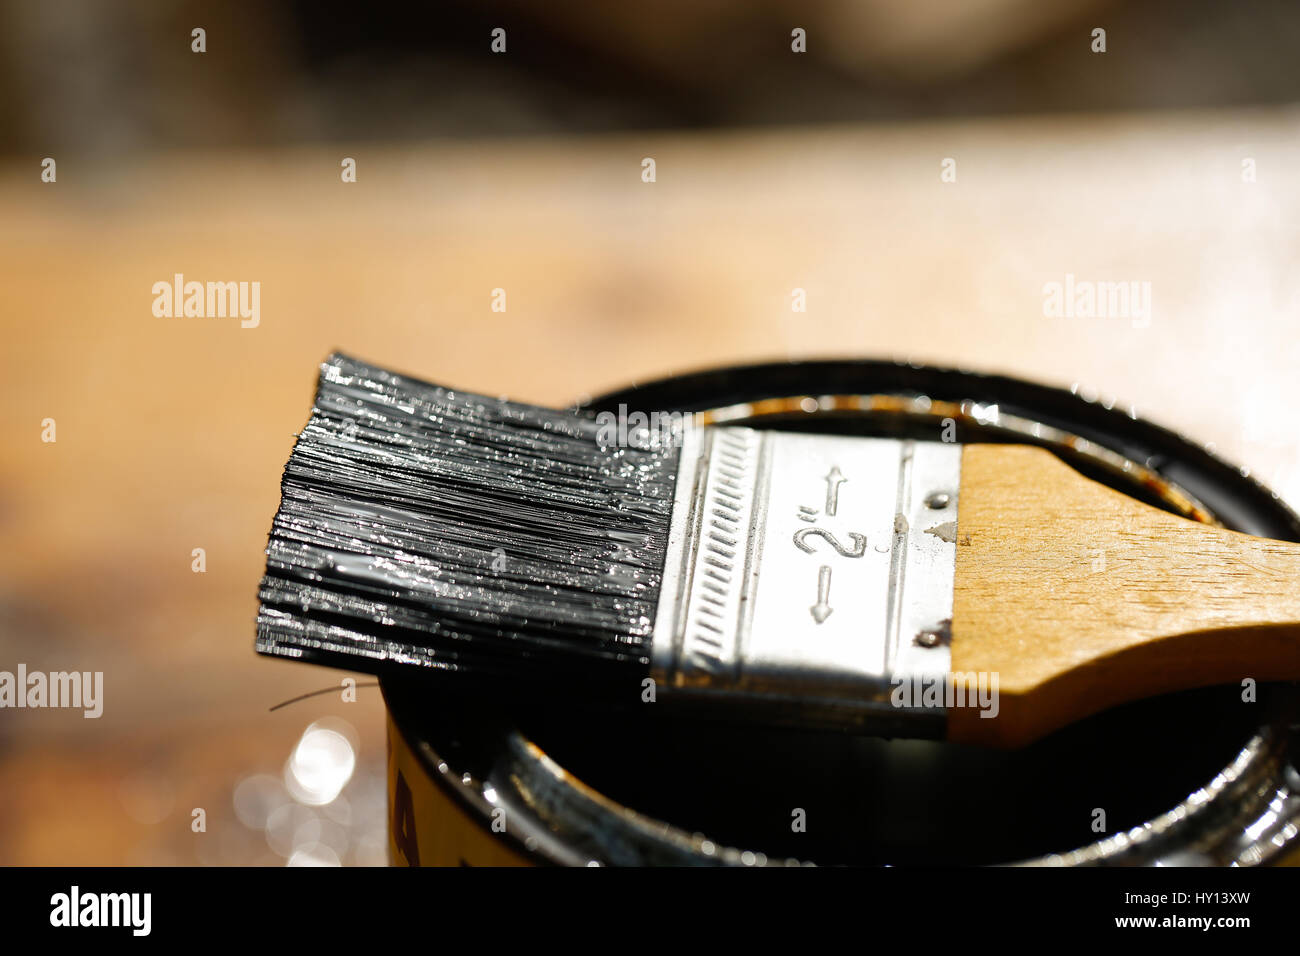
[384,359,1300,866]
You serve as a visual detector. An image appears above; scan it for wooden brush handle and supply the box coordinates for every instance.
[949,444,1300,748]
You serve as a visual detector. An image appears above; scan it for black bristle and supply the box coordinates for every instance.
[256,354,679,688]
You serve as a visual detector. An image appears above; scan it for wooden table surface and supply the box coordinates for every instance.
[2,106,1299,864]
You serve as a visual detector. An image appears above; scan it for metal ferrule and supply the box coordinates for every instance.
[651,426,961,736]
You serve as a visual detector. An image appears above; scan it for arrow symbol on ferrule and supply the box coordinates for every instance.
[824,466,846,516]
[810,565,833,623]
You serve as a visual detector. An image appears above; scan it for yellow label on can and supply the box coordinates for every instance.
[386,713,533,867]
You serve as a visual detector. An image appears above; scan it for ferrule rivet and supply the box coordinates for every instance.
[914,630,943,648]
[925,492,952,510]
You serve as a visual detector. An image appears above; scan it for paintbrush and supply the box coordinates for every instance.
[256,354,1300,748]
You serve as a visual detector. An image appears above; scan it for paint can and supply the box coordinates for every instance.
[384,360,1300,866]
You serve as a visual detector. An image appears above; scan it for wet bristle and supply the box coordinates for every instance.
[256,354,679,687]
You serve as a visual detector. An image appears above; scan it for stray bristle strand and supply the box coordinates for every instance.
[256,354,679,686]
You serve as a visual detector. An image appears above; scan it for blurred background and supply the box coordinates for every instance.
[2,0,1300,864]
